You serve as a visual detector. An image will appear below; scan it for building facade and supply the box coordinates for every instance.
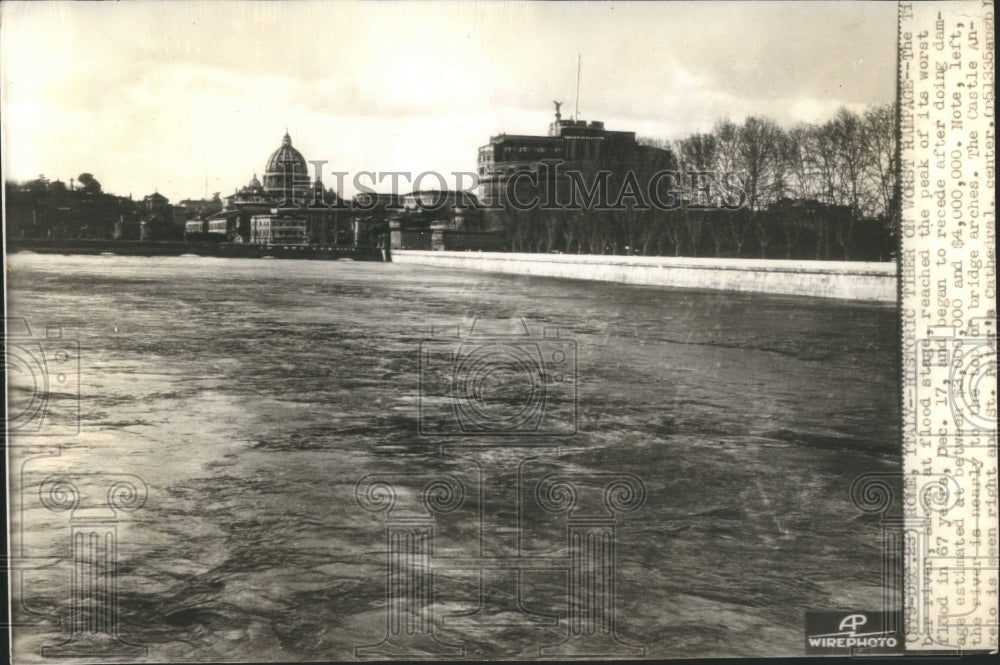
[250,214,309,245]
[476,104,670,211]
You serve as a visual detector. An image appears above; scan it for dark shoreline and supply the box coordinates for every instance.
[5,239,387,261]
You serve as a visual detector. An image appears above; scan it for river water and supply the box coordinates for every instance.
[7,253,899,660]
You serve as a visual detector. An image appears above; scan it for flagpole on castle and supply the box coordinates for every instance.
[575,53,581,121]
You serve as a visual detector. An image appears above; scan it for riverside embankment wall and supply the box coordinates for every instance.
[391,251,897,302]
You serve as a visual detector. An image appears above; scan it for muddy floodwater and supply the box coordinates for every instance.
[7,253,899,660]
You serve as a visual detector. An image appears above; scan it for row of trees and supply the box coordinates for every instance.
[494,104,897,261]
[497,203,894,261]
[675,104,897,222]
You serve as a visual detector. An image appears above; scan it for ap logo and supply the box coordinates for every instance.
[838,614,867,634]
[805,611,901,655]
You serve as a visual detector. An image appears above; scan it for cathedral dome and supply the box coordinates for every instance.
[263,132,311,194]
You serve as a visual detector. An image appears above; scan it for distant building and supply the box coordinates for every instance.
[184,218,222,242]
[140,214,176,241]
[178,195,223,219]
[250,213,308,245]
[172,205,190,225]
[185,219,207,235]
[213,132,348,245]
[143,192,170,214]
[204,211,241,242]
[113,215,141,240]
[135,191,183,240]
[476,103,670,211]
[388,190,501,251]
[350,192,401,247]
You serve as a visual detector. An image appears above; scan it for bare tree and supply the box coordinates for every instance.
[737,116,785,212]
[860,103,897,218]
[831,108,868,216]
[662,209,684,256]
[712,118,741,175]
[639,208,664,256]
[724,209,752,257]
[678,133,718,175]
[808,123,843,250]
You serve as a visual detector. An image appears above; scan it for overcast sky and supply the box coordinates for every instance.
[2,1,897,201]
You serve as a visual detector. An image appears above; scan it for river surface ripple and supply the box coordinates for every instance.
[7,254,899,660]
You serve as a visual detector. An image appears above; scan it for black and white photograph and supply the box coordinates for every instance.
[3,0,995,661]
